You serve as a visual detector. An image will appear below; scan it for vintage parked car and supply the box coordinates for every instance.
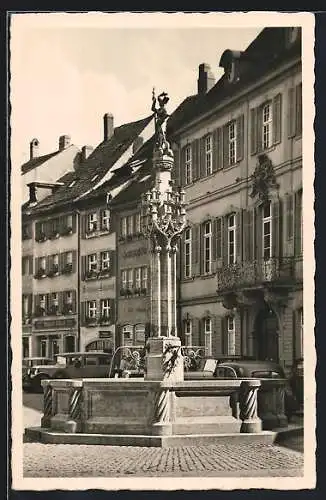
[22,351,112,392]
[22,357,53,377]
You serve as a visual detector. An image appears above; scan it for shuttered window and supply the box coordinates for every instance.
[100,299,111,318]
[251,94,282,153]
[227,214,237,264]
[228,121,237,166]
[262,102,273,149]
[184,228,192,278]
[203,221,212,274]
[87,300,97,319]
[205,134,213,176]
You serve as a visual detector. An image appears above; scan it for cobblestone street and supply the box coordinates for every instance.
[23,392,304,477]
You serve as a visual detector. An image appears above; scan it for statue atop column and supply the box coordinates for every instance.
[151,88,173,158]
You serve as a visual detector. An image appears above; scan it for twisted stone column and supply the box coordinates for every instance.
[41,383,53,428]
[152,388,172,436]
[64,383,83,433]
[239,380,262,433]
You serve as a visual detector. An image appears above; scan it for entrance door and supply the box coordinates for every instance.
[255,306,279,362]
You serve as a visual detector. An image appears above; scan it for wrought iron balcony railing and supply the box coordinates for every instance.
[216,257,302,293]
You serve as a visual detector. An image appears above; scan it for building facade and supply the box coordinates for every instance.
[168,27,302,373]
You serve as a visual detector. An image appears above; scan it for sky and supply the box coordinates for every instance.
[10,12,300,169]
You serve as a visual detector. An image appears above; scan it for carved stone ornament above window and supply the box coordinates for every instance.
[249,154,279,203]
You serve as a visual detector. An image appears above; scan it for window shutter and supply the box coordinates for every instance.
[255,206,262,261]
[34,294,40,313]
[213,316,222,356]
[110,299,116,322]
[80,302,86,326]
[273,93,282,145]
[243,210,250,262]
[59,253,65,273]
[81,255,86,279]
[72,250,77,273]
[46,294,50,315]
[28,294,33,315]
[58,292,64,315]
[192,224,199,276]
[199,224,204,275]
[21,295,24,318]
[236,211,242,262]
[272,200,282,258]
[236,114,244,161]
[212,129,219,172]
[294,190,302,256]
[257,106,263,153]
[295,83,302,136]
[97,252,101,272]
[220,317,227,355]
[222,216,228,265]
[72,213,77,233]
[29,256,33,275]
[192,140,200,181]
[180,146,186,186]
[46,256,51,274]
[222,124,229,168]
[110,250,116,277]
[212,218,218,262]
[173,147,181,187]
[200,137,206,178]
[34,257,38,275]
[216,217,222,261]
[235,314,241,355]
[72,290,77,314]
[287,87,296,138]
[35,222,40,241]
[250,107,258,155]
[286,194,294,240]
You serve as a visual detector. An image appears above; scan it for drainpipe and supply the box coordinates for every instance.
[76,209,81,351]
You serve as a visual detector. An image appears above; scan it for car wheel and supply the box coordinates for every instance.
[33,373,49,393]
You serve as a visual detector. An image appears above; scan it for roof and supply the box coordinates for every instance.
[167,27,301,136]
[29,115,153,214]
[21,151,61,174]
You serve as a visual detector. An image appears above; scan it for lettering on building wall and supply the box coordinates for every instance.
[122,247,148,259]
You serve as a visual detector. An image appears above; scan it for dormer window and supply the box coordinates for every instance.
[219,50,242,84]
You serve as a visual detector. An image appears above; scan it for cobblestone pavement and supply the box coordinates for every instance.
[23,442,303,477]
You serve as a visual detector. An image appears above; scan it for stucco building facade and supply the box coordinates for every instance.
[167,27,302,373]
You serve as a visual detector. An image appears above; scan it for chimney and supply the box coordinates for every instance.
[29,138,39,160]
[103,113,114,141]
[197,63,215,94]
[81,145,93,161]
[132,136,144,155]
[59,135,71,150]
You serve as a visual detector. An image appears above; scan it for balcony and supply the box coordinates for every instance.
[216,257,302,293]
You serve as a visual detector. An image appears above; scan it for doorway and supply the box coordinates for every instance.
[254,305,279,362]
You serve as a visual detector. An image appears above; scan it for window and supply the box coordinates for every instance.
[185,145,192,185]
[135,324,145,343]
[141,267,148,291]
[127,215,133,236]
[121,270,127,290]
[39,256,46,271]
[205,135,213,176]
[51,293,59,314]
[121,217,127,237]
[66,251,73,264]
[23,295,29,316]
[22,224,31,240]
[22,338,29,358]
[66,214,73,228]
[87,212,97,232]
[101,251,110,271]
[127,269,134,290]
[135,267,141,290]
[87,300,97,319]
[135,213,141,234]
[39,339,47,357]
[122,325,134,346]
[22,257,30,275]
[262,102,273,150]
[203,221,212,274]
[100,299,111,319]
[100,210,110,231]
[53,254,59,267]
[227,317,236,355]
[88,254,97,272]
[184,320,192,346]
[204,318,212,356]
[228,121,237,166]
[184,228,192,278]
[227,214,237,264]
[39,294,46,314]
[262,202,272,260]
[65,291,73,304]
